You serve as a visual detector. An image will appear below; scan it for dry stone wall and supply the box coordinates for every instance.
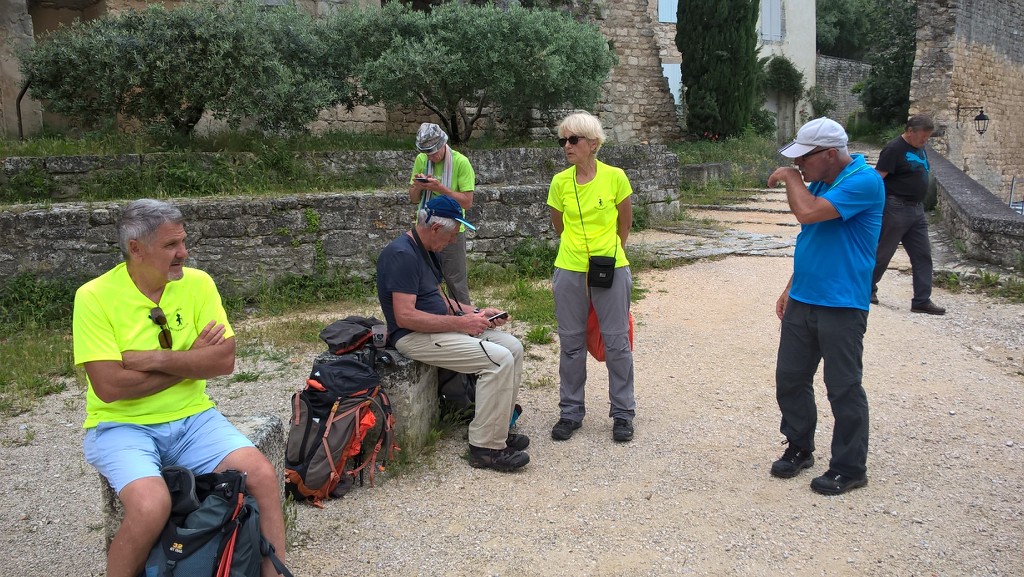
[0,145,681,293]
[815,55,869,125]
[912,0,1024,202]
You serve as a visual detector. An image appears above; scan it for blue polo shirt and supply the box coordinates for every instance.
[789,155,885,310]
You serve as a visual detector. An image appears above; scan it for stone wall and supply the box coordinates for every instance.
[592,0,680,144]
[0,0,42,137]
[815,55,870,125]
[931,146,1024,269]
[0,145,681,293]
[912,0,1024,203]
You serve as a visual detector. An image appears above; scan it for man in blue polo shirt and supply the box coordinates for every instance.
[767,117,884,495]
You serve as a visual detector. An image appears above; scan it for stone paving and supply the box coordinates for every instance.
[637,159,1017,282]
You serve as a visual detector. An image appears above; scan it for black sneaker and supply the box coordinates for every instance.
[551,418,581,441]
[770,444,814,478]
[467,445,529,472]
[612,418,634,442]
[870,294,879,305]
[810,469,868,495]
[506,432,530,451]
[911,300,945,315]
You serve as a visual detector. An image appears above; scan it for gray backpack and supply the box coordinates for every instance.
[140,466,291,577]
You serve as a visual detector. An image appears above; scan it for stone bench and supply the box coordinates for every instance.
[100,413,285,548]
[100,350,438,548]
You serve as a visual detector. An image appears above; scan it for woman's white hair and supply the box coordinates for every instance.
[558,111,606,152]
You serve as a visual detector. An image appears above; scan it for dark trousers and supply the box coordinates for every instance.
[776,299,869,478]
[872,197,934,307]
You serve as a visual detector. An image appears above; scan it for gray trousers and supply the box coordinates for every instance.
[776,299,869,478]
[395,329,522,450]
[871,197,934,307]
[552,267,635,422]
[439,232,471,305]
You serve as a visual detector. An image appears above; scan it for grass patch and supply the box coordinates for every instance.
[497,279,555,326]
[525,325,554,345]
[669,131,778,166]
[0,329,74,416]
[934,269,1024,303]
[0,274,80,338]
[224,269,377,318]
[238,317,327,354]
[230,371,262,383]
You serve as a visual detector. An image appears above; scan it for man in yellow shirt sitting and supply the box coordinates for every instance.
[73,199,285,577]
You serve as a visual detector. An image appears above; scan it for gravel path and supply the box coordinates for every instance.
[2,228,1023,576]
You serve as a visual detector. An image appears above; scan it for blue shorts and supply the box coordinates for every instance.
[83,408,254,494]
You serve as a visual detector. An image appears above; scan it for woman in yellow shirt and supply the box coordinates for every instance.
[546,112,636,443]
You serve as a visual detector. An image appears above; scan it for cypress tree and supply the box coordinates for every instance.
[676,0,760,138]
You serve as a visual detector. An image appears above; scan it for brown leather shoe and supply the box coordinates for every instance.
[911,301,946,315]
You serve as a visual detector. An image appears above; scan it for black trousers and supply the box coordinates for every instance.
[872,196,934,307]
[776,299,870,478]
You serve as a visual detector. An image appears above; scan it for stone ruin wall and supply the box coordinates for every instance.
[815,55,869,125]
[912,0,1024,203]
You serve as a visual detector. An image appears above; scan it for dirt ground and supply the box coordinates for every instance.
[2,167,1023,577]
[3,239,1022,576]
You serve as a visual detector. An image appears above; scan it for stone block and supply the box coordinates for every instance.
[100,413,285,549]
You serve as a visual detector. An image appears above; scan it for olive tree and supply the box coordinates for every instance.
[19,1,360,136]
[353,2,616,143]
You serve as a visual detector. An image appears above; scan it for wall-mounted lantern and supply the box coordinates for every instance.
[956,105,990,136]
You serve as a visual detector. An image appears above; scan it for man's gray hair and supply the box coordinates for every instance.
[906,114,935,132]
[118,199,184,258]
[416,209,459,233]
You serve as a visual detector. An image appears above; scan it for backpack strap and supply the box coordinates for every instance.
[260,538,294,577]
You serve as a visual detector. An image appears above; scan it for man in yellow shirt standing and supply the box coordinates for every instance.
[73,199,285,577]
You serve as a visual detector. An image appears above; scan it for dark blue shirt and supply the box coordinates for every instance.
[376,233,448,345]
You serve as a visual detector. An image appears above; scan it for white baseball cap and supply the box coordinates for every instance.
[778,117,848,158]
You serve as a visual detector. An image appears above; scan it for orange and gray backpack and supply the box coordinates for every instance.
[284,351,397,507]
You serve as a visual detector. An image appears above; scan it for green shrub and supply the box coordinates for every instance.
[19,1,356,136]
[355,2,616,143]
[806,86,837,118]
[763,55,805,99]
[0,274,80,337]
[748,108,777,139]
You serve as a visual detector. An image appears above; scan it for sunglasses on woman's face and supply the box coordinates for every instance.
[150,307,173,349]
[557,135,585,147]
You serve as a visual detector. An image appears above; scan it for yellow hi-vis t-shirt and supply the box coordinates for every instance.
[73,263,233,428]
[546,160,633,272]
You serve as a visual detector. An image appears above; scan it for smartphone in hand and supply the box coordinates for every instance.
[488,312,509,322]
[414,177,430,183]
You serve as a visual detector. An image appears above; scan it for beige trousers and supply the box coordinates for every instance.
[395,329,523,449]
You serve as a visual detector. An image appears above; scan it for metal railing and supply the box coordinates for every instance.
[1010,176,1023,216]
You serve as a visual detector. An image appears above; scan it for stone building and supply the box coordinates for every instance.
[911,0,1024,203]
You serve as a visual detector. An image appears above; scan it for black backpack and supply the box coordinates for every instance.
[284,351,397,507]
[318,316,384,355]
[139,466,291,577]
